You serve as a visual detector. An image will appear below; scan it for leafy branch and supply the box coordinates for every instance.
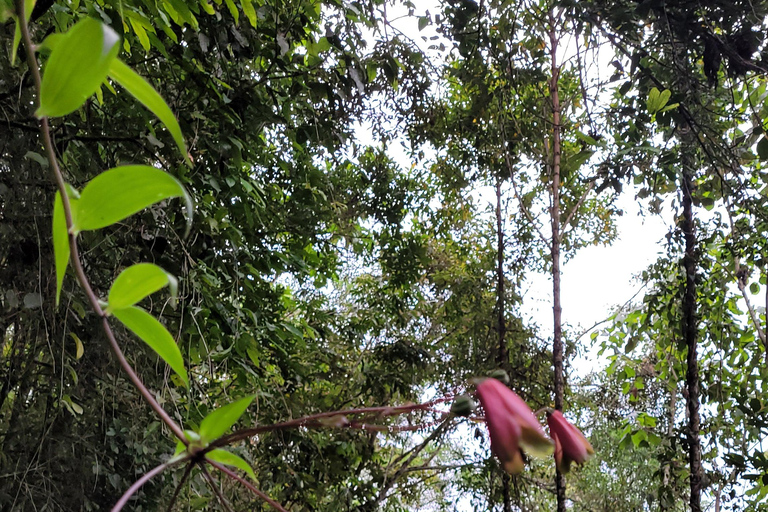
[15,0,188,444]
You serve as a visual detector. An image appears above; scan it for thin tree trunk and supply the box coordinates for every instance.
[494,179,513,512]
[661,363,677,511]
[495,179,508,369]
[681,155,703,512]
[547,10,566,512]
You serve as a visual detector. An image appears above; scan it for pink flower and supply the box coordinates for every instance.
[475,378,553,474]
[546,410,594,473]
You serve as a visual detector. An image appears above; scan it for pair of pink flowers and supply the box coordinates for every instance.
[475,378,594,474]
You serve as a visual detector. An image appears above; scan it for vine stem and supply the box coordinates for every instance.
[209,398,452,450]
[111,457,186,512]
[15,0,187,444]
[209,461,290,512]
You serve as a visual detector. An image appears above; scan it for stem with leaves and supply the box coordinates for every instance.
[15,0,186,444]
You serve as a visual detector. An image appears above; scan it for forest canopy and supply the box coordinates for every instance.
[2,0,768,511]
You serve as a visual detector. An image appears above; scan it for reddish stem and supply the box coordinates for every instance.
[210,461,289,512]
[15,0,186,444]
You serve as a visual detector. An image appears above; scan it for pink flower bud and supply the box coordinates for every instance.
[475,378,553,474]
[546,410,594,473]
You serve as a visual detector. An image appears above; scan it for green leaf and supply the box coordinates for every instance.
[757,136,768,160]
[53,191,71,305]
[205,449,256,481]
[37,18,121,118]
[240,0,256,27]
[108,59,190,165]
[646,87,660,113]
[647,87,672,115]
[198,395,254,443]
[417,16,428,31]
[107,263,177,311]
[73,165,191,232]
[70,333,84,359]
[223,0,238,24]
[38,32,65,53]
[112,305,189,387]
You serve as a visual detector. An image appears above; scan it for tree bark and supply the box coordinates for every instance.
[681,151,703,512]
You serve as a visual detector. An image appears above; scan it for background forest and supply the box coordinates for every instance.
[2,0,768,510]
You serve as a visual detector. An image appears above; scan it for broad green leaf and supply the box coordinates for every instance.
[240,0,256,27]
[107,263,177,311]
[647,87,672,115]
[646,87,660,113]
[658,89,671,109]
[198,395,254,443]
[223,0,238,24]
[112,305,189,387]
[73,165,191,232]
[108,59,190,164]
[205,449,256,481]
[53,191,70,305]
[37,18,120,118]
[128,17,151,52]
[38,32,65,53]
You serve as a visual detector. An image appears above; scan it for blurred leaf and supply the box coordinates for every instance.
[107,263,177,311]
[53,191,71,305]
[70,333,84,360]
[757,136,768,160]
[205,449,256,481]
[112,305,189,387]
[37,18,120,117]
[198,395,254,443]
[73,165,191,232]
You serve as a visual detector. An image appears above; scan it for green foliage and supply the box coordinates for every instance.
[112,305,189,387]
[37,18,120,117]
[205,448,257,481]
[72,165,190,233]
[8,0,768,509]
[52,191,70,304]
[198,395,254,444]
[107,263,177,311]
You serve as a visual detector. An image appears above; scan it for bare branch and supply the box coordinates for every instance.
[200,463,235,512]
[559,182,594,243]
[112,458,184,512]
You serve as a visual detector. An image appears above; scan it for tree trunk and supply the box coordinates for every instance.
[547,11,567,512]
[494,179,514,512]
[495,178,508,369]
[681,152,703,512]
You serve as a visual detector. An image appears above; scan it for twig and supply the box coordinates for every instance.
[559,181,594,243]
[16,0,186,444]
[166,462,194,512]
[209,461,289,512]
[199,463,234,512]
[111,458,183,512]
[374,417,453,506]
